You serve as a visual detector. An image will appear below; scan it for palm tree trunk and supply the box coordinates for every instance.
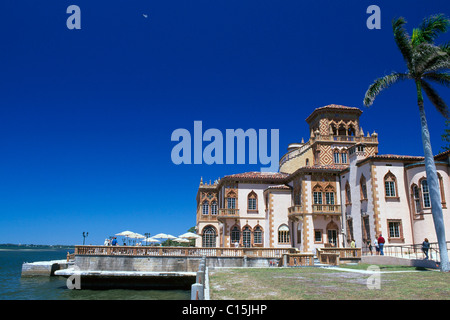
[416,81,450,272]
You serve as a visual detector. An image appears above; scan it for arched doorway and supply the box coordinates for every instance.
[326,221,339,247]
[202,225,217,247]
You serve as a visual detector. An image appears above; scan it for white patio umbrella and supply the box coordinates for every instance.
[115,230,135,237]
[153,233,176,240]
[142,237,159,243]
[178,232,201,246]
[128,232,145,239]
[178,232,201,239]
[173,238,190,243]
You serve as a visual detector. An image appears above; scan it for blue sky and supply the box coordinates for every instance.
[0,1,449,245]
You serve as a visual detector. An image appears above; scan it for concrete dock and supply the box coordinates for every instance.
[21,259,73,276]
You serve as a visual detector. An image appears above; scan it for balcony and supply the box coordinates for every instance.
[288,205,305,221]
[312,204,341,215]
[218,208,240,219]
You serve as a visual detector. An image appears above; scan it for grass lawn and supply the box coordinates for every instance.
[208,266,450,300]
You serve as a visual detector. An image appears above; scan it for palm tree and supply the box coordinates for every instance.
[363,14,450,272]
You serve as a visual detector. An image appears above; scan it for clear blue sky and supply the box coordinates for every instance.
[0,1,449,245]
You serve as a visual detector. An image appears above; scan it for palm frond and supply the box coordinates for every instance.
[421,79,450,118]
[423,72,450,88]
[392,17,413,70]
[418,14,450,44]
[439,41,450,55]
[363,73,409,107]
[413,43,449,75]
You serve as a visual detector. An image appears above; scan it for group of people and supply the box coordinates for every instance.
[366,234,386,255]
[104,237,118,246]
[364,235,431,260]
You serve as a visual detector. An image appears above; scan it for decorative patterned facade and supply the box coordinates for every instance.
[195,104,450,254]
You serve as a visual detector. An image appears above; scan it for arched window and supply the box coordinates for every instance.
[248,191,257,211]
[345,182,351,204]
[384,172,397,198]
[330,124,337,135]
[338,124,346,136]
[202,226,217,247]
[412,184,421,213]
[306,158,310,166]
[242,226,252,247]
[360,175,367,200]
[341,151,348,164]
[278,225,290,244]
[226,191,236,209]
[333,150,340,164]
[421,180,431,208]
[211,201,218,215]
[313,185,323,205]
[231,225,240,245]
[348,125,356,137]
[325,185,335,205]
[438,173,447,208]
[202,201,209,215]
[254,226,263,245]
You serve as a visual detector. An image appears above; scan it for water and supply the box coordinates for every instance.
[0,248,190,300]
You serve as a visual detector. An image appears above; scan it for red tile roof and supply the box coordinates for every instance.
[223,171,289,180]
[306,104,362,123]
[266,184,292,190]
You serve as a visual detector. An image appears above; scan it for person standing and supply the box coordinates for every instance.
[368,240,373,256]
[111,237,117,246]
[377,234,385,256]
[422,238,430,260]
[374,236,379,255]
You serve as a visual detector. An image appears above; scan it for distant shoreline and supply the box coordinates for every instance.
[0,244,75,250]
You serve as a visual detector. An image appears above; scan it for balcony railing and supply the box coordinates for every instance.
[218,208,239,217]
[312,204,341,214]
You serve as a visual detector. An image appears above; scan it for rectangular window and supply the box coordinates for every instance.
[361,183,367,199]
[334,152,340,164]
[211,202,218,215]
[325,192,335,205]
[227,197,236,209]
[254,228,262,244]
[314,230,322,243]
[385,181,396,197]
[413,186,421,213]
[341,153,347,164]
[278,231,290,244]
[388,221,401,238]
[202,203,209,215]
[422,180,431,208]
[313,192,322,204]
[248,198,257,210]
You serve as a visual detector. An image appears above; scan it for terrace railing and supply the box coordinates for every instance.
[75,245,296,258]
[382,241,450,262]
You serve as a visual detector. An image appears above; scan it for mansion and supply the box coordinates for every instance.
[194,104,450,254]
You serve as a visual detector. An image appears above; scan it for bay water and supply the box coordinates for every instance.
[0,247,190,300]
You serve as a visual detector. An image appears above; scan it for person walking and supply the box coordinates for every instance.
[422,238,430,260]
[377,234,385,256]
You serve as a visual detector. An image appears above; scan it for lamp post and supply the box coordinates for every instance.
[82,231,89,245]
[144,232,151,246]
